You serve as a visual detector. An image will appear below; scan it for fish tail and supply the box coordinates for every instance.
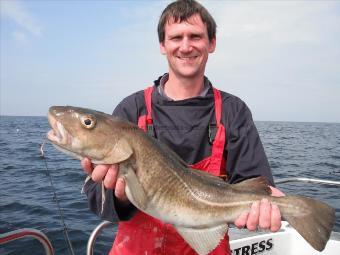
[276,195,335,251]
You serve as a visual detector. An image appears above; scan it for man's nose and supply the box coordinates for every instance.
[179,38,192,53]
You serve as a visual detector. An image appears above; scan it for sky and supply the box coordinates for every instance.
[1,0,339,123]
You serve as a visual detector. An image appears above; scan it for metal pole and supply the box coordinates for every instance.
[87,221,114,255]
[276,177,340,187]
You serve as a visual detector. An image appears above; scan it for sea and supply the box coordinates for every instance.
[0,116,339,255]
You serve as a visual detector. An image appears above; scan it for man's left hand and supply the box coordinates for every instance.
[234,186,284,232]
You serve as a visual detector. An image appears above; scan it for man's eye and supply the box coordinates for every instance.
[170,36,181,41]
[191,35,201,40]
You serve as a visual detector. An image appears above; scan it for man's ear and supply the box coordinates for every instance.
[208,37,216,53]
[160,41,167,55]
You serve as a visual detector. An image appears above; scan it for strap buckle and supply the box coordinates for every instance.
[208,123,217,144]
[147,123,156,138]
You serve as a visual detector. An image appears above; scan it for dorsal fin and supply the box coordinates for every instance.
[187,168,228,186]
[232,176,272,195]
[151,136,188,168]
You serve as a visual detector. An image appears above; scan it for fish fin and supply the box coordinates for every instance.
[108,138,133,163]
[278,195,335,251]
[188,168,228,186]
[122,167,147,210]
[156,138,188,168]
[232,176,272,195]
[81,175,92,194]
[175,224,228,255]
[101,181,106,215]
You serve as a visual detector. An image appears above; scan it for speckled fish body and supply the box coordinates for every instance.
[47,106,335,255]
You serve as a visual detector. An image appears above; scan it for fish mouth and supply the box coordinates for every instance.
[47,113,69,146]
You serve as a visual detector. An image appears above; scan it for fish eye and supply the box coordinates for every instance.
[81,115,96,129]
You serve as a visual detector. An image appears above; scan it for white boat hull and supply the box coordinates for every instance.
[230,222,340,255]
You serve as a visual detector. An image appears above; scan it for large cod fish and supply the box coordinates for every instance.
[47,106,335,255]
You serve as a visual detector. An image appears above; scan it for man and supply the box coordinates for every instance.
[82,0,284,254]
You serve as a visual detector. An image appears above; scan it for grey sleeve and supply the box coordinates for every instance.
[226,101,275,186]
[112,92,144,123]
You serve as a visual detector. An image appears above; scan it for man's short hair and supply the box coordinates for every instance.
[157,0,217,43]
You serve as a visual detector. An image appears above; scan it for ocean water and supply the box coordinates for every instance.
[0,116,339,255]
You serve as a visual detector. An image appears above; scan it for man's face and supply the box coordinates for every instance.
[160,14,216,80]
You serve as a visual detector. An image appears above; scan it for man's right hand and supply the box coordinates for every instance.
[81,157,129,204]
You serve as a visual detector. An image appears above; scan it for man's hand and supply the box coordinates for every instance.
[234,186,284,232]
[81,157,129,204]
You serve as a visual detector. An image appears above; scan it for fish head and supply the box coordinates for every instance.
[47,106,130,163]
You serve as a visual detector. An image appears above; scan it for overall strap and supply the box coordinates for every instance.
[213,88,222,126]
[210,88,227,176]
[144,86,153,125]
[140,86,155,137]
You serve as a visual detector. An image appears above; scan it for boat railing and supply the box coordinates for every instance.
[85,177,340,255]
[275,177,340,187]
[87,220,114,255]
[0,228,54,255]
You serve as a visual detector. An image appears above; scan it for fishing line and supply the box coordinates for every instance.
[40,140,76,255]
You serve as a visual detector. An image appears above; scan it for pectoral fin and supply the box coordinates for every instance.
[121,167,147,210]
[108,138,133,163]
[175,224,228,255]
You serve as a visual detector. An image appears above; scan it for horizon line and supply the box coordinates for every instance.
[1,115,339,125]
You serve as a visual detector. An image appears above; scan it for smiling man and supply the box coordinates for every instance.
[159,13,216,100]
[82,1,283,254]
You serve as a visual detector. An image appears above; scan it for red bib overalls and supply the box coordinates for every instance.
[109,86,230,255]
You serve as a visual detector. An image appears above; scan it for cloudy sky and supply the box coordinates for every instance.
[1,0,339,122]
